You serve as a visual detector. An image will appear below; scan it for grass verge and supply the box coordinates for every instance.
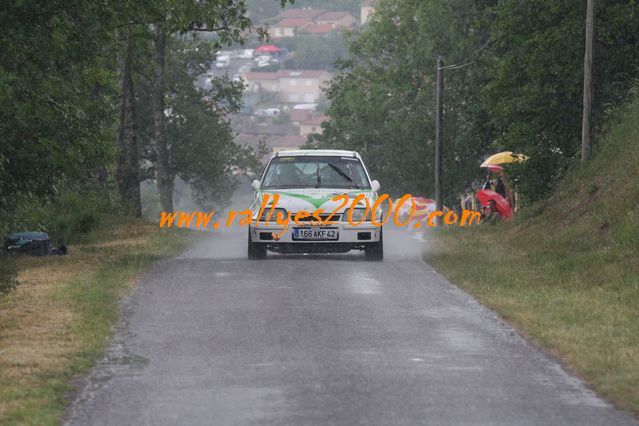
[425,225,638,415]
[425,93,639,415]
[0,217,196,424]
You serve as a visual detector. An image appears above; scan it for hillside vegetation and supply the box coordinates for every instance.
[425,93,639,414]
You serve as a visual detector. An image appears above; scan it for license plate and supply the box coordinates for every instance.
[292,228,339,241]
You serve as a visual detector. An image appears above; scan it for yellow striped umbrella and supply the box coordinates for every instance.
[480,151,529,167]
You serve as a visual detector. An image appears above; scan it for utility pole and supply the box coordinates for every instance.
[581,0,595,164]
[435,56,444,222]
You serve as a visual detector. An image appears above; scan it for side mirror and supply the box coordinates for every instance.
[251,179,261,191]
[370,180,380,192]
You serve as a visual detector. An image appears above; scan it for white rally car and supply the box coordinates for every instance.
[248,150,383,260]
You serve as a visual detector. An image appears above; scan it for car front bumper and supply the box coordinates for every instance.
[249,221,381,252]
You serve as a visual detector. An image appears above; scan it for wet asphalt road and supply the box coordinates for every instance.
[66,226,637,426]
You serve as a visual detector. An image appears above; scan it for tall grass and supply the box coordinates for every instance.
[0,218,195,424]
[0,253,18,294]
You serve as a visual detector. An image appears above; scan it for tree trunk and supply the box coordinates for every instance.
[115,26,142,217]
[152,24,174,212]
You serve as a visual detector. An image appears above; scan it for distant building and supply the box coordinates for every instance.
[298,115,327,136]
[288,109,314,124]
[242,70,331,105]
[271,134,308,153]
[276,70,331,104]
[234,117,297,137]
[361,0,378,25]
[289,111,328,136]
[314,11,357,28]
[242,72,279,92]
[273,8,357,38]
[270,18,312,38]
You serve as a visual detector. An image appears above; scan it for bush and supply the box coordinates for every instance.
[507,143,570,204]
[45,191,105,244]
[1,187,112,246]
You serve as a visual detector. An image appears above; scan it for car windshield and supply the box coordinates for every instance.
[261,156,371,189]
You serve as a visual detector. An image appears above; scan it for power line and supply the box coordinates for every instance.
[436,0,528,71]
[437,39,491,70]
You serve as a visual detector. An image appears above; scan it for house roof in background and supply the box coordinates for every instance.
[272,18,312,28]
[315,11,353,21]
[302,23,336,35]
[279,8,326,19]
[289,111,328,126]
[299,115,328,126]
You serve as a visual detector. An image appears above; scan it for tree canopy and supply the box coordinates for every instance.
[0,0,291,233]
[312,0,492,200]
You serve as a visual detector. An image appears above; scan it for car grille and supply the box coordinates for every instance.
[294,213,342,222]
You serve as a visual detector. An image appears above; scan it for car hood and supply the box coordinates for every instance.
[253,188,377,214]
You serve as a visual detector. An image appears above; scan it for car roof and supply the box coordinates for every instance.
[273,149,361,159]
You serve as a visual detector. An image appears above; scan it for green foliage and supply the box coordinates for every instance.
[247,0,287,23]
[313,0,491,200]
[44,192,108,244]
[1,0,293,225]
[476,0,639,199]
[315,0,639,203]
[505,142,572,203]
[0,1,123,205]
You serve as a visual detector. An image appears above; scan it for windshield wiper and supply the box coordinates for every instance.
[328,164,359,188]
[316,162,321,188]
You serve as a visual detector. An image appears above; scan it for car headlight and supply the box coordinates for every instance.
[258,208,287,222]
[347,208,369,222]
